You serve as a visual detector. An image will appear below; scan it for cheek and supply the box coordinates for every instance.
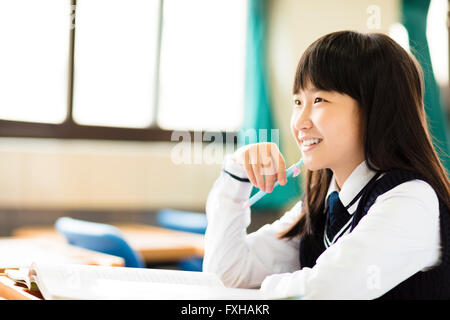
[327,116,362,150]
[290,115,298,137]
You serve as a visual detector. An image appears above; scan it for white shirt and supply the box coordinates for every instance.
[203,155,442,299]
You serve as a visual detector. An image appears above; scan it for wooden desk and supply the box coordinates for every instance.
[0,276,42,300]
[0,237,125,300]
[1,224,205,300]
[0,237,125,269]
[12,224,205,263]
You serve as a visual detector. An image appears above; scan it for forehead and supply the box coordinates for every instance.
[294,79,322,96]
[294,85,326,98]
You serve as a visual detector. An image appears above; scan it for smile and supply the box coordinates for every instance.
[301,139,323,152]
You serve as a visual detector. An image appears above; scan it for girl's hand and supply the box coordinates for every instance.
[231,143,287,193]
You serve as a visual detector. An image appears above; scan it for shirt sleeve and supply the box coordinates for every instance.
[203,154,303,288]
[260,179,441,299]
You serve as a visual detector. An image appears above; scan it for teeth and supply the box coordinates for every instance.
[303,138,322,146]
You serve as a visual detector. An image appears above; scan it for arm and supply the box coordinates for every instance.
[260,179,441,299]
[203,154,302,288]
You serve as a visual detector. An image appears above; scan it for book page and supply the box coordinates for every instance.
[32,263,228,300]
[89,279,272,300]
[4,268,31,289]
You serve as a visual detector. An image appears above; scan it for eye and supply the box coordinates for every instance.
[294,99,301,106]
[314,97,324,103]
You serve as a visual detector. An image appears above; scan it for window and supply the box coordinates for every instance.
[0,0,70,124]
[426,0,448,86]
[158,0,246,131]
[0,0,247,140]
[73,0,160,129]
[389,0,449,86]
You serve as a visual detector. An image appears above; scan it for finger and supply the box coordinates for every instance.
[276,153,287,185]
[264,173,277,193]
[272,153,284,185]
[251,147,265,191]
[260,143,273,170]
[244,150,257,187]
[252,163,266,192]
[263,144,278,192]
[267,143,280,176]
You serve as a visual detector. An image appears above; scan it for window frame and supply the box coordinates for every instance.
[0,0,238,143]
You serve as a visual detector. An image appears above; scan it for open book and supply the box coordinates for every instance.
[4,264,288,300]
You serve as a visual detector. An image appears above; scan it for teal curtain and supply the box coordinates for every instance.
[402,0,450,174]
[238,0,302,210]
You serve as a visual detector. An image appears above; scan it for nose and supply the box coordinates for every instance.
[292,106,312,131]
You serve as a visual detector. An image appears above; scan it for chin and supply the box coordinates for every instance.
[301,157,326,172]
[304,164,323,172]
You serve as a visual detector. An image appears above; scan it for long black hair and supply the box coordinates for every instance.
[279,31,450,239]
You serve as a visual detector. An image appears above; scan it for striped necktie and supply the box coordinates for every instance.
[324,191,352,248]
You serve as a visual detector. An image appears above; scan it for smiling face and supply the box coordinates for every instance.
[290,82,365,188]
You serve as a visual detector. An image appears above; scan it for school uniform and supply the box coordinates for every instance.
[203,155,448,299]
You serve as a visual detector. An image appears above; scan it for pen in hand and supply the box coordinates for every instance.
[243,158,304,208]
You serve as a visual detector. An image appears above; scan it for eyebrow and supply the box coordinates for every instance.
[302,87,322,93]
[294,88,324,98]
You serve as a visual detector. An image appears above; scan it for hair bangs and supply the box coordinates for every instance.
[292,31,363,99]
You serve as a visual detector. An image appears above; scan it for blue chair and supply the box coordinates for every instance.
[156,210,207,272]
[156,209,207,234]
[54,217,145,268]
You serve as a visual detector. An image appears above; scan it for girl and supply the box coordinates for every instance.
[203,30,450,299]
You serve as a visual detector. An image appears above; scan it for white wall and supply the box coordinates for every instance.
[0,138,221,211]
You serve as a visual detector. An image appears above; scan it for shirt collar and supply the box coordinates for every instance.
[325,160,378,215]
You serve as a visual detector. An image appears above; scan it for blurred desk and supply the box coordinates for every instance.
[0,237,125,269]
[12,224,205,264]
[1,224,204,300]
[0,276,42,300]
[0,237,124,300]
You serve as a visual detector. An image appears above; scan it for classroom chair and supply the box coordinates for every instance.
[54,217,145,268]
[156,209,207,234]
[156,209,207,272]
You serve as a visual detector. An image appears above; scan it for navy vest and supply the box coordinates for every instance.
[299,169,450,299]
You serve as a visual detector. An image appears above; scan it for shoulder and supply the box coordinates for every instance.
[359,177,441,269]
[376,178,439,207]
[370,178,440,224]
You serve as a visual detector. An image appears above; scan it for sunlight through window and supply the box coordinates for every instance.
[0,0,70,123]
[157,0,247,132]
[72,0,160,128]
